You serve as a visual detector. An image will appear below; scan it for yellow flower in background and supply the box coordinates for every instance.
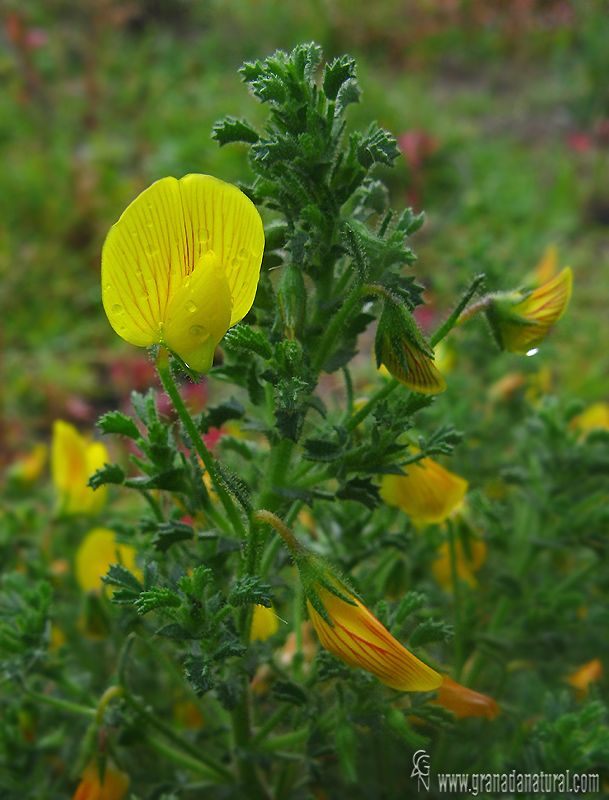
[571,402,609,435]
[102,174,265,373]
[7,443,47,485]
[432,536,487,590]
[307,583,441,692]
[250,604,279,642]
[566,659,603,700]
[380,453,468,526]
[487,267,572,354]
[431,675,500,720]
[73,758,130,800]
[52,421,108,515]
[75,528,141,593]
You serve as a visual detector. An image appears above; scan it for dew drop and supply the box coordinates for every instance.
[190,324,206,339]
[119,325,127,332]
[183,275,192,288]
[231,258,239,268]
[186,300,197,313]
[145,244,157,257]
[103,282,111,292]
[134,265,143,276]
[238,248,249,259]
[112,304,123,314]
[198,228,210,244]
[139,290,149,299]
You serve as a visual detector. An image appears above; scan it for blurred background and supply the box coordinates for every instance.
[2,0,608,459]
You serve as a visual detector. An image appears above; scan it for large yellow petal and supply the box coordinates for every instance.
[177,175,265,325]
[102,177,189,346]
[163,250,232,372]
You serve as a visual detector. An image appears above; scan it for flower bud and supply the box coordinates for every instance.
[375,301,446,394]
[277,264,306,338]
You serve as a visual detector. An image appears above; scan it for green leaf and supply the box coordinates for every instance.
[323,55,357,101]
[409,619,454,648]
[212,116,259,146]
[223,325,273,359]
[272,680,309,706]
[184,654,214,696]
[88,463,125,489]
[97,411,141,439]
[102,564,143,604]
[228,577,272,608]
[336,477,380,509]
[136,588,181,615]
[151,520,194,553]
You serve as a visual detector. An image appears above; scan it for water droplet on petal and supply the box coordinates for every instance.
[103,282,111,292]
[112,304,123,314]
[186,300,197,313]
[198,228,210,244]
[190,324,206,339]
[134,265,143,276]
[139,290,149,299]
[231,258,239,268]
[183,275,192,288]
[238,248,249,259]
[145,244,157,257]
[119,325,127,332]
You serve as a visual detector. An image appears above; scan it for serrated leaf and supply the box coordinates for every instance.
[212,116,259,146]
[336,477,380,509]
[102,564,142,603]
[155,623,193,639]
[228,577,272,608]
[223,325,272,359]
[136,588,181,615]
[184,654,214,696]
[323,55,357,101]
[151,520,194,553]
[213,639,247,662]
[97,411,141,439]
[88,463,125,490]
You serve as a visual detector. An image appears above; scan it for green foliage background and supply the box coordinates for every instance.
[1,1,609,799]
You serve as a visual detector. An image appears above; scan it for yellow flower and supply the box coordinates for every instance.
[431,675,500,720]
[570,402,609,435]
[432,536,486,590]
[75,528,141,593]
[379,453,468,526]
[101,174,265,373]
[487,267,572,354]
[73,758,129,800]
[307,583,441,692]
[566,658,603,700]
[52,421,108,515]
[250,604,279,642]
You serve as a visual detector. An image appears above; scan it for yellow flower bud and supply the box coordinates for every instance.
[307,583,441,692]
[566,658,603,700]
[487,267,572,354]
[102,174,264,372]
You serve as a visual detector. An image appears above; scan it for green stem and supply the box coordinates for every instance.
[252,704,291,745]
[345,378,399,432]
[22,688,95,718]
[156,348,246,539]
[137,488,165,521]
[122,691,233,782]
[430,273,486,345]
[231,697,271,800]
[144,734,229,782]
[313,285,364,373]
